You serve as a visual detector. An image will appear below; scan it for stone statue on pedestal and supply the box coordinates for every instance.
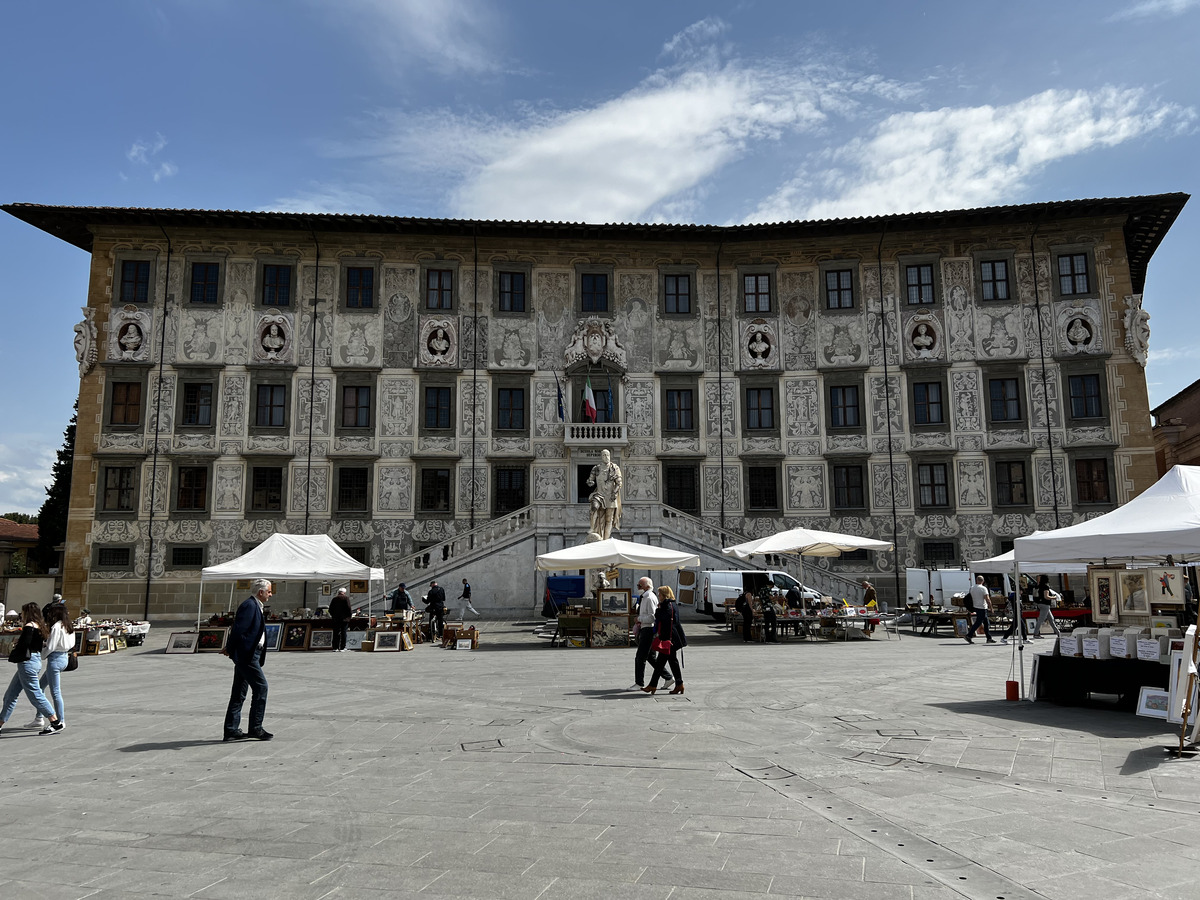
[586,449,622,540]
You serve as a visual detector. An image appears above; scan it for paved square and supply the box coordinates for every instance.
[3,620,1198,899]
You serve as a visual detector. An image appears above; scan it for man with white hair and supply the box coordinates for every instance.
[223,578,273,741]
[329,587,352,652]
[630,576,672,690]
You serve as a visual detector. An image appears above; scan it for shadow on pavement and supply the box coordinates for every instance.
[119,740,227,752]
[929,699,1176,739]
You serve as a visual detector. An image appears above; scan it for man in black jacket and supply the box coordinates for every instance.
[329,588,352,652]
[425,580,447,641]
[389,582,413,612]
[223,578,273,741]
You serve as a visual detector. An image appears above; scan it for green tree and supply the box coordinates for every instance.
[33,404,76,572]
[1,512,36,524]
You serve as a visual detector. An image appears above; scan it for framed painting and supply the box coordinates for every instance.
[0,634,14,659]
[455,638,474,650]
[953,615,971,638]
[1168,650,1200,724]
[1136,685,1171,719]
[235,579,253,591]
[72,631,84,653]
[1148,566,1185,606]
[1150,615,1178,630]
[345,631,367,651]
[1090,569,1119,623]
[400,631,414,651]
[350,580,368,594]
[1119,570,1150,615]
[281,623,310,651]
[196,627,228,653]
[599,588,631,615]
[263,622,282,651]
[165,632,198,654]
[308,629,334,651]
[1028,654,1041,702]
[590,615,632,647]
[374,631,402,651]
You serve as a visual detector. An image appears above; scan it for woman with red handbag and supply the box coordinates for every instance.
[643,586,687,695]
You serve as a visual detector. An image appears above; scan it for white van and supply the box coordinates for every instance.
[700,570,820,620]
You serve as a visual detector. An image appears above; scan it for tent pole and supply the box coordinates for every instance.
[1016,561,1027,700]
[197,582,203,631]
[228,583,234,613]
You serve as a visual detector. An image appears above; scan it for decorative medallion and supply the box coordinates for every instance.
[564,316,627,370]
[418,317,458,367]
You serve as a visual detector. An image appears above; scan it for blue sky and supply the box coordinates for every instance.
[1,0,1197,514]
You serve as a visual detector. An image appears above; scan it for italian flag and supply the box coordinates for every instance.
[583,377,598,423]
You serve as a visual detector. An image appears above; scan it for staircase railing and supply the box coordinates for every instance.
[384,506,536,588]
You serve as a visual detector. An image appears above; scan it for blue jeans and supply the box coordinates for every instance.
[39,651,68,722]
[2,653,56,722]
[224,651,268,736]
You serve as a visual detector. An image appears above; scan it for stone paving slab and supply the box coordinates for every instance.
[3,620,1200,899]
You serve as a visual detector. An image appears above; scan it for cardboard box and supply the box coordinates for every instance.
[1058,635,1081,657]
[1136,637,1165,662]
[1108,635,1129,658]
[1081,637,1103,659]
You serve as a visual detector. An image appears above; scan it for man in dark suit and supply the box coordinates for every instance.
[329,587,352,652]
[223,578,273,741]
[425,580,446,641]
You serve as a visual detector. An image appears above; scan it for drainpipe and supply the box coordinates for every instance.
[144,219,172,620]
[304,229,321,609]
[1029,223,1061,529]
[716,241,725,531]
[876,227,901,610]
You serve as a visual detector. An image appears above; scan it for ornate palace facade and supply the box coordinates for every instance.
[4,194,1187,616]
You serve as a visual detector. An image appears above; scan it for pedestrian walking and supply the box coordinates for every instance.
[329,587,352,652]
[458,579,480,617]
[38,599,74,728]
[222,578,272,741]
[643,586,686,695]
[630,576,657,690]
[1030,574,1061,639]
[964,575,996,644]
[0,603,63,736]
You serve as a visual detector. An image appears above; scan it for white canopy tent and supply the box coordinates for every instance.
[1014,465,1200,565]
[723,526,894,560]
[198,534,386,627]
[535,538,700,572]
[969,548,1089,576]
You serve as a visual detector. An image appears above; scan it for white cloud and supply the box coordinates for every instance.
[269,183,385,215]
[1107,0,1199,22]
[327,0,504,76]
[748,87,1195,223]
[0,438,55,516]
[126,132,177,181]
[347,43,914,223]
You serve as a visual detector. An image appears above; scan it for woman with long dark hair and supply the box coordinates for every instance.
[39,601,74,727]
[1030,574,1061,639]
[0,603,62,736]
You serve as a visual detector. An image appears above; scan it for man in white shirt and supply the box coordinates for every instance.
[630,577,671,689]
[964,575,996,644]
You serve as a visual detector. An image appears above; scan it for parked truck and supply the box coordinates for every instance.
[700,569,821,620]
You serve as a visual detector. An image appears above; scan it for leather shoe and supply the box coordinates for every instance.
[223,730,248,742]
[248,728,274,741]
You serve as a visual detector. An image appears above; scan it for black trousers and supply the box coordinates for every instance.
[741,610,754,642]
[332,618,348,651]
[634,627,654,685]
[648,648,683,687]
[967,606,992,639]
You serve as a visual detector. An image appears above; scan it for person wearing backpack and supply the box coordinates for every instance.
[1030,574,1061,639]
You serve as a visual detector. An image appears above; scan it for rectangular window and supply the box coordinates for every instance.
[917,463,949,507]
[341,385,372,428]
[102,466,135,512]
[251,467,283,512]
[498,271,526,312]
[255,384,286,428]
[346,267,375,308]
[426,269,453,309]
[182,383,213,427]
[830,385,860,428]
[664,465,698,514]
[420,468,451,512]
[337,468,369,511]
[1075,459,1111,504]
[262,264,291,306]
[747,467,778,510]
[581,273,608,312]
[424,386,452,429]
[1068,374,1103,419]
[1058,253,1090,295]
[832,465,865,509]
[664,274,691,314]
[913,382,944,425]
[989,378,1021,422]
[922,542,956,565]
[111,382,142,426]
[906,264,935,304]
[743,273,771,313]
[119,260,151,304]
[497,388,525,430]
[746,387,774,430]
[171,546,205,567]
[839,548,869,563]
[996,461,1027,506]
[190,262,220,304]
[825,269,854,309]
[495,467,527,514]
[177,466,208,511]
[665,389,694,431]
[342,545,368,564]
[980,260,1009,301]
[97,547,131,568]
